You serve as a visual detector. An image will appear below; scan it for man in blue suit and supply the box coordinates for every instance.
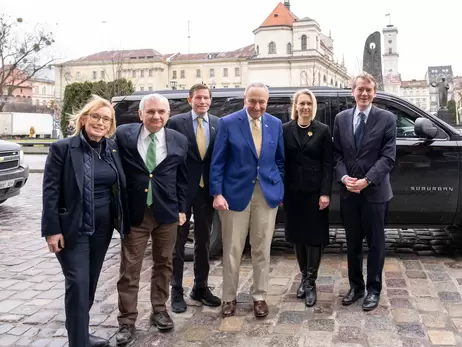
[210,82,284,318]
[333,72,397,311]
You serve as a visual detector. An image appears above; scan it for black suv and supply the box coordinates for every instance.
[0,140,29,204]
[112,86,462,260]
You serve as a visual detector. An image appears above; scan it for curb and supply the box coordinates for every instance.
[29,169,44,173]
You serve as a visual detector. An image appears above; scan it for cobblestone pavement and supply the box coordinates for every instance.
[3,174,462,346]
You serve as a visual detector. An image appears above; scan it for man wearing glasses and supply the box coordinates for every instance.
[114,94,188,345]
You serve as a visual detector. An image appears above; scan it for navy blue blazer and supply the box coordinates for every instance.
[41,135,129,249]
[166,111,219,206]
[210,109,285,211]
[115,124,188,226]
[333,105,397,203]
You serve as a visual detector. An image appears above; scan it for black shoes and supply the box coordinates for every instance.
[296,277,307,299]
[171,289,187,313]
[115,325,136,346]
[190,287,221,307]
[342,288,365,306]
[150,311,174,331]
[89,334,110,347]
[362,293,380,311]
[304,283,317,307]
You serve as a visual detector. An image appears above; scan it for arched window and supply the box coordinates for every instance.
[286,42,292,54]
[268,42,276,54]
[301,35,307,51]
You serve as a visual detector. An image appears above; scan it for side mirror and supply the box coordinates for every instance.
[414,118,437,139]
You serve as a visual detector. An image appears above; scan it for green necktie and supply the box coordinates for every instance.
[146,133,157,206]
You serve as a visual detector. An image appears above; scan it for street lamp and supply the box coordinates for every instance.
[170,80,177,90]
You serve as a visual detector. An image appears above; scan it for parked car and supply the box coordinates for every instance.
[112,86,462,260]
[0,140,29,204]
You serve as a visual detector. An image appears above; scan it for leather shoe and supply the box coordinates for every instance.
[89,334,109,347]
[221,300,236,317]
[342,288,365,306]
[296,278,307,299]
[253,300,269,318]
[150,311,174,331]
[362,293,380,311]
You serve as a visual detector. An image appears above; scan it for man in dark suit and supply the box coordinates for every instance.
[166,84,221,313]
[114,94,188,345]
[333,72,397,311]
[210,82,285,318]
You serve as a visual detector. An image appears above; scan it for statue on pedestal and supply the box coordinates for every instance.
[431,77,450,109]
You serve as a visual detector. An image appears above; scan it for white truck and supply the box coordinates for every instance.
[0,112,54,138]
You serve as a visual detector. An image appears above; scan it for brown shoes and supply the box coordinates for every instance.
[253,300,269,318]
[222,299,269,318]
[221,300,237,317]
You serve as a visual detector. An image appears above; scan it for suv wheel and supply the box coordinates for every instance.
[184,211,222,261]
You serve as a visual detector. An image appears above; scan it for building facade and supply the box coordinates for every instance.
[399,79,430,112]
[30,67,56,107]
[54,1,350,101]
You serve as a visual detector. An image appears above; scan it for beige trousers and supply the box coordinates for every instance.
[220,182,278,302]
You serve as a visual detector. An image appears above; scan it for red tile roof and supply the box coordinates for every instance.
[259,2,298,28]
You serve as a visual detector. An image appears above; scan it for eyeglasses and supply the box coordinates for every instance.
[88,113,113,124]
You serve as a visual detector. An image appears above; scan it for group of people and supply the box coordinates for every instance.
[41,71,396,347]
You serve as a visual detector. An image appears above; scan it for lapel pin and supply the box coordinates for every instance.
[265,124,268,128]
[112,149,117,152]
[308,131,313,137]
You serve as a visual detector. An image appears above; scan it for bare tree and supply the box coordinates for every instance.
[0,14,55,111]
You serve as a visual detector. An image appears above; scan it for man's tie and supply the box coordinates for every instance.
[354,112,366,151]
[251,118,262,157]
[196,117,207,187]
[146,133,157,206]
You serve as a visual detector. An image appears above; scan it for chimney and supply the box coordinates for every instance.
[284,1,290,11]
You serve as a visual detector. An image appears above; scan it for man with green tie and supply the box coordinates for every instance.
[114,94,188,345]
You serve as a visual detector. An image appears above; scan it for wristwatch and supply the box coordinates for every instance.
[365,177,372,186]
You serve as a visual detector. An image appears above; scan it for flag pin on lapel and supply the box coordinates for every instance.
[307,131,313,137]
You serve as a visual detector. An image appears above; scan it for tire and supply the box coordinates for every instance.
[184,211,222,262]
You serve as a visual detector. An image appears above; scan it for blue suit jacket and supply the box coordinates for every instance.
[209,109,285,211]
[333,105,397,203]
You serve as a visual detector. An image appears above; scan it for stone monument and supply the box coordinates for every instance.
[431,77,450,109]
[362,31,384,91]
[431,77,452,123]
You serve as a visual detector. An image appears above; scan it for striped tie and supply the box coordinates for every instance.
[354,112,366,151]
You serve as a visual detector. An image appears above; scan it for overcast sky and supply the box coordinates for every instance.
[2,0,461,81]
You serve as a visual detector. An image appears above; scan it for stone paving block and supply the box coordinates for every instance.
[334,326,363,343]
[23,311,57,325]
[0,335,20,346]
[396,323,426,339]
[302,331,333,347]
[0,300,24,313]
[219,316,245,332]
[427,330,455,345]
[306,319,335,332]
[366,331,403,347]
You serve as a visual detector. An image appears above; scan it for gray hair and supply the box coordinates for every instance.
[244,82,269,95]
[139,93,170,112]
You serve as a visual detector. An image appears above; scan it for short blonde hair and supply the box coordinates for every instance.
[290,89,318,121]
[72,95,116,137]
[351,72,377,91]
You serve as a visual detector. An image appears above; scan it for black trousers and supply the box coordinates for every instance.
[171,187,214,291]
[340,194,387,295]
[56,204,113,347]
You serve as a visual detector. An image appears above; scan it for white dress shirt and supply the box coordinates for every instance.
[137,126,167,167]
[353,104,372,132]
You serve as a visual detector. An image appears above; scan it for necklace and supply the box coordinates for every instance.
[90,144,102,159]
[297,122,310,128]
